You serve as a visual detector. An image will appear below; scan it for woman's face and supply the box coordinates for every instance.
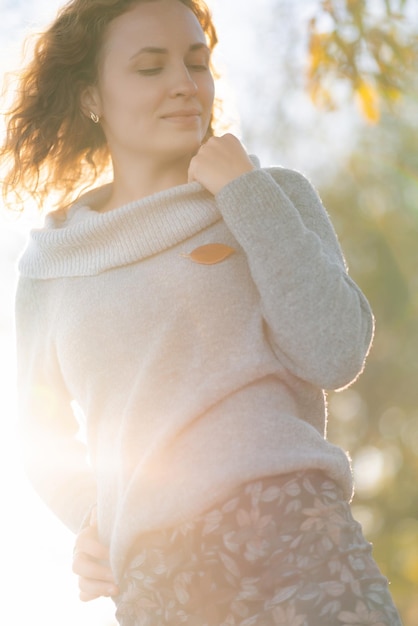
[88,0,215,169]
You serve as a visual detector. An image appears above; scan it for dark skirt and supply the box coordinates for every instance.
[114,471,403,626]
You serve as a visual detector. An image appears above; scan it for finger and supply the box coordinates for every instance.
[78,569,119,601]
[75,538,110,562]
[74,528,110,562]
[79,590,101,603]
[73,554,119,601]
[78,579,119,602]
[72,551,115,583]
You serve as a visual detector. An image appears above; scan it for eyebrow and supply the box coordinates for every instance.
[130,43,210,60]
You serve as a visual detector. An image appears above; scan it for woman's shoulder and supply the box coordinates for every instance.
[263,164,318,193]
[244,153,319,197]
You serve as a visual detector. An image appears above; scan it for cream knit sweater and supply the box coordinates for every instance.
[16,163,374,580]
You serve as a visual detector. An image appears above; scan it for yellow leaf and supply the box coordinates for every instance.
[308,32,333,76]
[356,81,380,123]
[181,243,235,265]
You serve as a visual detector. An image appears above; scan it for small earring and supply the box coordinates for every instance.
[90,111,100,124]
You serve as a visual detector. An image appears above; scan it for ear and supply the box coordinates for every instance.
[80,84,102,119]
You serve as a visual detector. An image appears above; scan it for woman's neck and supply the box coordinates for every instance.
[97,154,192,213]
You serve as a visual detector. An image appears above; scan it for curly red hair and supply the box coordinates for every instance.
[1,0,218,210]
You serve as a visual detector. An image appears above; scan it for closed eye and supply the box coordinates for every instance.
[188,64,209,72]
[137,68,163,76]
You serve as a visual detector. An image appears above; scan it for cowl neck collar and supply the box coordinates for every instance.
[18,181,220,279]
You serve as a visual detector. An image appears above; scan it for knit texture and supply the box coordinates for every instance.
[16,164,374,580]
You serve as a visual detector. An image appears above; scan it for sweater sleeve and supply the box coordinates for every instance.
[15,277,97,533]
[215,167,374,390]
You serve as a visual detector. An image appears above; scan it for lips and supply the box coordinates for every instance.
[161,109,201,119]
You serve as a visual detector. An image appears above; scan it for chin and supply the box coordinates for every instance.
[164,134,203,158]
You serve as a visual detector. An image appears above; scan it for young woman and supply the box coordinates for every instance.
[3,0,403,624]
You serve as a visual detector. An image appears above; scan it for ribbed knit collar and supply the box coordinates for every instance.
[18,181,221,279]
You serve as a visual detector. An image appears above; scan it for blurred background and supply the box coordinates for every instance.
[1,0,417,624]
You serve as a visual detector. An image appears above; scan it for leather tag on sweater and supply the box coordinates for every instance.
[181,243,236,265]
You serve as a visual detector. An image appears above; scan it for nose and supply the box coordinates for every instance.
[169,63,198,98]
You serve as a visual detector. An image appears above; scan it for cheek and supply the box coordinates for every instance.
[201,76,215,114]
[207,74,216,102]
[101,73,149,115]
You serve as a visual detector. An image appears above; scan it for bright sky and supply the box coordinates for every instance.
[0,1,357,624]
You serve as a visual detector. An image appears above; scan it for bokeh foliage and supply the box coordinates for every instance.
[322,93,418,623]
[243,1,418,623]
[307,0,418,121]
[311,2,418,623]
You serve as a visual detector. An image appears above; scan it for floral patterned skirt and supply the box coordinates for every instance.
[114,471,402,626]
